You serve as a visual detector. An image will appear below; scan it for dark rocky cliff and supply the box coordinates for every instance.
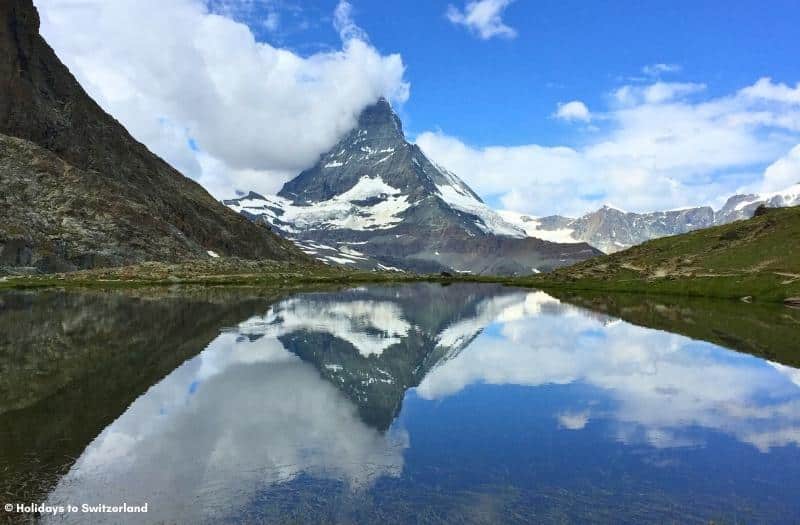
[0,0,305,273]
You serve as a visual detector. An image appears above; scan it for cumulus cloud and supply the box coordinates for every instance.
[36,0,409,198]
[446,0,517,40]
[554,100,591,122]
[418,77,800,216]
[761,144,800,191]
[416,132,599,215]
[740,77,800,105]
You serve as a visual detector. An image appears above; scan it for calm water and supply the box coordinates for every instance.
[1,284,799,523]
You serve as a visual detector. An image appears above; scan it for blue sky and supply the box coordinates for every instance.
[240,0,800,146]
[37,0,800,216]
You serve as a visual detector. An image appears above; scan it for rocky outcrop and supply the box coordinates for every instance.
[0,0,305,273]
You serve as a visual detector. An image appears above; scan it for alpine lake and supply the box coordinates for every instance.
[1,283,799,524]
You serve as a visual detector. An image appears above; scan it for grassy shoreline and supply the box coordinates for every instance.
[2,261,797,305]
[462,273,800,303]
[0,260,445,291]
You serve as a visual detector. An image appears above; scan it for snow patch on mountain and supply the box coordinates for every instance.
[433,167,525,238]
[338,176,399,201]
[228,176,411,232]
[733,183,800,211]
[498,211,580,243]
[288,239,385,269]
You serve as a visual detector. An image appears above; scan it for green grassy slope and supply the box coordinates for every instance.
[501,205,800,302]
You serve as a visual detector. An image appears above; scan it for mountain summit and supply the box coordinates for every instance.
[279,98,409,204]
[0,0,304,273]
[226,99,600,274]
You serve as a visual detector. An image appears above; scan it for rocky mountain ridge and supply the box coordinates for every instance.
[500,184,800,253]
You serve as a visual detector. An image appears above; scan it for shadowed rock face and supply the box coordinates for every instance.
[225,99,602,275]
[0,0,306,273]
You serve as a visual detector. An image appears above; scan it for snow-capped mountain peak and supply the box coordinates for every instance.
[224,98,599,274]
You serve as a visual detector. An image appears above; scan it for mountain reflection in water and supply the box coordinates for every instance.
[1,284,798,523]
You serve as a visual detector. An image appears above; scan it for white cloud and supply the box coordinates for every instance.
[35,0,409,198]
[416,132,600,216]
[554,100,591,122]
[557,411,590,430]
[333,0,368,42]
[642,63,681,77]
[761,144,800,191]
[613,82,706,106]
[446,0,517,40]
[417,78,800,216]
[740,77,800,105]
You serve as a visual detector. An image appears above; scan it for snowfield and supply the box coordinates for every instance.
[433,166,526,238]
[227,176,411,232]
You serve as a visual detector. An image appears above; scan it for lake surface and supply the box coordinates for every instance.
[1,284,799,523]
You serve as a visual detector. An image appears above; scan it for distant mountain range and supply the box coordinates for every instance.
[500,184,800,253]
[0,0,304,274]
[224,99,600,274]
